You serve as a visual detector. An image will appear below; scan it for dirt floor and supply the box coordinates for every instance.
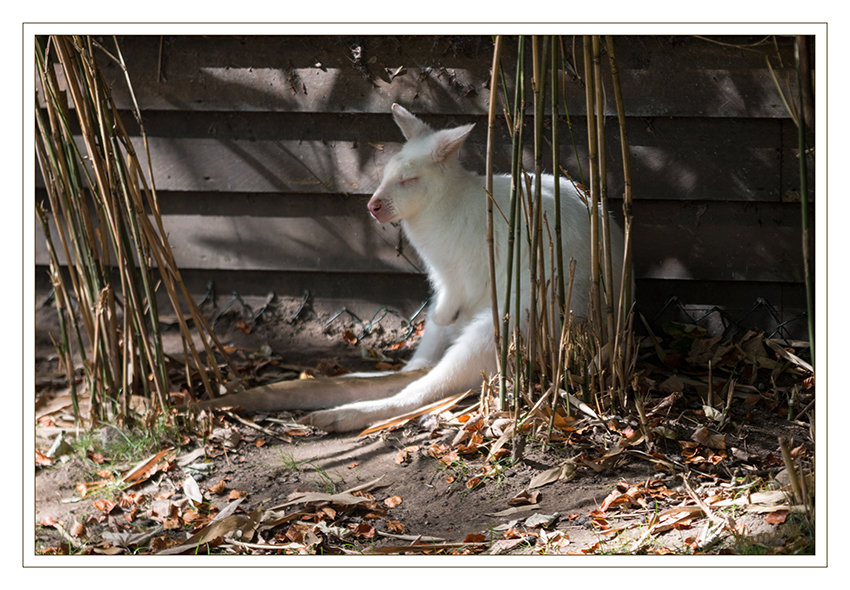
[33,292,816,558]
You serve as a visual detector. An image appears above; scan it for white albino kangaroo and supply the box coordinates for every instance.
[302,104,625,432]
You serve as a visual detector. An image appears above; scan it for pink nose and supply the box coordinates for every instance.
[367,198,383,218]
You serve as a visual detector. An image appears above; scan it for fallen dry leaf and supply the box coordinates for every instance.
[117,492,145,508]
[36,449,53,467]
[508,490,540,506]
[121,448,176,485]
[394,445,420,465]
[350,523,376,538]
[489,538,525,555]
[93,499,116,514]
[692,426,726,450]
[529,463,575,489]
[75,481,108,498]
[358,390,474,436]
[764,510,790,525]
[384,496,403,508]
[209,480,228,495]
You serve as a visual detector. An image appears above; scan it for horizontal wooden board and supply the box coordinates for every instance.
[632,200,805,283]
[35,190,806,283]
[34,199,423,275]
[48,35,799,119]
[40,112,802,204]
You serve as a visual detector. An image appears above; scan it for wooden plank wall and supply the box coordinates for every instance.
[35,35,813,339]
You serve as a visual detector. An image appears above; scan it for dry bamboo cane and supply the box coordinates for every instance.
[123,157,216,399]
[55,37,154,408]
[85,91,161,405]
[547,222,557,386]
[37,39,113,409]
[106,39,241,386]
[111,141,171,409]
[86,37,169,405]
[85,38,119,349]
[528,36,551,403]
[595,39,616,354]
[486,35,504,390]
[582,36,601,400]
[513,41,528,411]
[111,107,219,401]
[593,36,618,408]
[36,35,244,418]
[113,35,243,401]
[36,204,81,419]
[605,35,635,401]
[557,37,586,189]
[552,37,566,314]
[545,262,577,445]
[498,36,525,411]
[34,100,90,368]
[35,42,97,346]
[795,36,814,367]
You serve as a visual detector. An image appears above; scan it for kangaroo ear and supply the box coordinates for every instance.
[430,123,475,164]
[392,103,430,140]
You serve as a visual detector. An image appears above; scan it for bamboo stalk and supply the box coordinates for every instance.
[605,36,635,400]
[486,35,504,383]
[34,100,90,372]
[582,36,602,398]
[513,41,528,408]
[36,203,80,420]
[35,35,240,423]
[528,35,551,403]
[35,44,98,347]
[105,38,240,384]
[795,36,815,368]
[497,36,526,411]
[595,43,616,360]
[551,37,566,315]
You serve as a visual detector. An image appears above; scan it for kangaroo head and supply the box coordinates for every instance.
[368,104,475,223]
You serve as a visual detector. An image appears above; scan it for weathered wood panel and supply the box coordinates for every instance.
[34,34,813,339]
[632,200,804,283]
[35,112,800,204]
[81,112,792,203]
[89,35,797,118]
[36,189,805,284]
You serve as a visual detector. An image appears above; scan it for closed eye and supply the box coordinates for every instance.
[399,177,418,188]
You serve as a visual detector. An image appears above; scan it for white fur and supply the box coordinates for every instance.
[305,104,625,432]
